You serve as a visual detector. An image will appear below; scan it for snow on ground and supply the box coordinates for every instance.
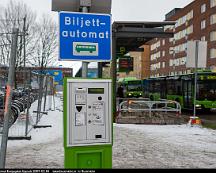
[3,94,216,168]
[113,124,216,168]
[5,95,64,168]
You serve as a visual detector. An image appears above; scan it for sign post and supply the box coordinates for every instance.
[58,1,112,169]
[81,3,89,78]
[186,40,207,118]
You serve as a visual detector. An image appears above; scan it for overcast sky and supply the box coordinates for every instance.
[0,0,194,74]
[0,0,194,21]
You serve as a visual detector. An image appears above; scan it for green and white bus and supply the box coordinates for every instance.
[75,44,96,53]
[143,71,216,111]
[117,77,143,98]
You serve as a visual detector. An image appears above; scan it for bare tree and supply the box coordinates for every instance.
[28,15,58,121]
[0,0,36,66]
[0,0,37,87]
[29,14,58,69]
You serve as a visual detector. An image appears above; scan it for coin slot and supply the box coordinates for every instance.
[95,135,102,139]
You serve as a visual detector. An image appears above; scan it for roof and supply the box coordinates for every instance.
[112,21,175,54]
[112,21,176,29]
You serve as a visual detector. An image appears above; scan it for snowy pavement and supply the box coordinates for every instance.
[4,95,216,169]
[113,124,216,168]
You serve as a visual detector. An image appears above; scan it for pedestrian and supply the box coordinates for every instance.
[117,85,124,104]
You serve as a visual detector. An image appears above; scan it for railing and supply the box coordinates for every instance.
[117,98,181,117]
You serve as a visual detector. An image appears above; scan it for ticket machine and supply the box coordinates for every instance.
[64,78,112,168]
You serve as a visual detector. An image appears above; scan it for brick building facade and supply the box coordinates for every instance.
[149,0,216,78]
[0,66,73,87]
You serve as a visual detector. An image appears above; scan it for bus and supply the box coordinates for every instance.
[143,71,216,111]
[117,77,143,98]
[75,44,96,53]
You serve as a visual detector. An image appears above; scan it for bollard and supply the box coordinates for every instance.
[188,116,201,126]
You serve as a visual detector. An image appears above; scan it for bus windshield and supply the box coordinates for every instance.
[127,81,142,91]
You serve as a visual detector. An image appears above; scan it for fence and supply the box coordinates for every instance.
[0,72,55,140]
[116,98,184,124]
[118,98,181,116]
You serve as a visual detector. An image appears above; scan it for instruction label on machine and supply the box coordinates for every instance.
[75,113,85,126]
[92,102,104,125]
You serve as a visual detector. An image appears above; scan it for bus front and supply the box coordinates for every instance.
[196,73,216,111]
[126,80,143,98]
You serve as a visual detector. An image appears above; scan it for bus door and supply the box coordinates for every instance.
[160,78,167,99]
[183,79,193,109]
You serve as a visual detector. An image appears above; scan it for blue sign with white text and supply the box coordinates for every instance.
[59,12,112,61]
[46,70,63,85]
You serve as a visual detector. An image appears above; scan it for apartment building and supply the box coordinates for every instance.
[149,0,216,77]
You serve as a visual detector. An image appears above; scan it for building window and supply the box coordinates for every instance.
[201,4,206,13]
[169,59,173,67]
[210,0,216,8]
[162,62,165,68]
[169,37,174,43]
[186,10,193,21]
[210,14,216,25]
[162,51,165,57]
[150,40,161,51]
[210,31,216,41]
[162,39,165,46]
[175,59,180,66]
[169,47,174,55]
[180,57,186,65]
[138,56,141,60]
[210,48,216,58]
[187,70,191,74]
[186,25,193,35]
[201,36,206,41]
[201,20,206,29]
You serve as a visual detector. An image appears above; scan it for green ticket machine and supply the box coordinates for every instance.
[63,78,113,169]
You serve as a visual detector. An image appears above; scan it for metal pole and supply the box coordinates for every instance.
[52,78,55,111]
[43,76,48,112]
[23,16,26,89]
[48,77,53,111]
[36,74,43,124]
[98,62,103,78]
[193,40,199,117]
[111,32,117,122]
[25,70,31,136]
[81,6,88,78]
[0,28,19,168]
[25,87,30,136]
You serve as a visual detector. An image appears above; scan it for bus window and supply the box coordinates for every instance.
[198,81,216,101]
[167,79,175,95]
